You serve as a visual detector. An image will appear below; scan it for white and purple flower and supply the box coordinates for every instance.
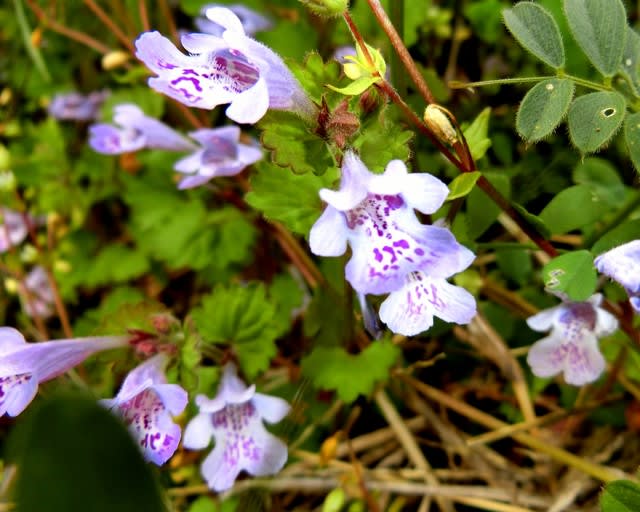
[48,90,109,121]
[0,327,128,417]
[183,362,290,491]
[196,4,273,37]
[310,151,475,295]
[102,354,188,465]
[526,294,618,386]
[20,266,55,319]
[174,126,262,189]
[134,7,314,124]
[89,103,195,154]
[379,272,476,336]
[0,208,29,253]
[594,240,640,312]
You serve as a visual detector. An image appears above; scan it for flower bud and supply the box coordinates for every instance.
[102,50,130,70]
[299,0,349,17]
[423,104,458,145]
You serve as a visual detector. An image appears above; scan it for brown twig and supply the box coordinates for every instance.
[138,0,150,32]
[82,0,135,52]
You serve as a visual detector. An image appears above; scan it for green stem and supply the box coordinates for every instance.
[14,0,50,82]
[389,0,407,99]
[583,189,640,248]
[558,71,611,91]
[449,76,551,89]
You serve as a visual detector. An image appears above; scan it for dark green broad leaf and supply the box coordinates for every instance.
[10,396,167,512]
[259,111,333,175]
[466,172,510,239]
[563,0,627,77]
[600,480,640,512]
[592,219,640,254]
[542,250,597,301]
[572,157,625,206]
[463,107,491,161]
[516,79,574,141]
[567,91,626,153]
[246,161,339,235]
[300,340,401,403]
[447,171,481,200]
[503,2,565,68]
[621,27,640,95]
[191,283,285,379]
[624,112,640,174]
[539,184,608,234]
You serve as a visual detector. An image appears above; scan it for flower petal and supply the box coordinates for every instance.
[562,335,605,386]
[526,307,559,332]
[205,6,246,35]
[114,104,194,151]
[595,307,618,337]
[200,439,243,491]
[89,124,145,154]
[183,412,215,450]
[319,152,371,211]
[309,206,348,257]
[114,354,168,402]
[225,77,270,124]
[526,335,566,379]
[252,393,291,423]
[0,373,37,417]
[135,31,195,74]
[595,240,640,293]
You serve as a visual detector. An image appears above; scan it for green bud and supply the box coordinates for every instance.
[299,0,349,17]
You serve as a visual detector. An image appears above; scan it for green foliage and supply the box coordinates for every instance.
[600,480,640,512]
[621,27,640,95]
[542,250,597,301]
[447,171,481,200]
[462,107,491,161]
[592,219,640,254]
[503,2,565,69]
[191,283,287,379]
[300,340,400,403]
[288,52,343,105]
[516,79,574,141]
[563,0,626,77]
[466,172,510,239]
[464,0,506,44]
[567,91,626,153]
[572,157,624,206]
[246,161,339,235]
[624,111,640,173]
[9,396,166,512]
[539,184,608,234]
[354,111,413,172]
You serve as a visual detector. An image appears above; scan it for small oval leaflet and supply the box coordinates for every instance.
[567,91,627,153]
[542,250,597,302]
[516,78,574,142]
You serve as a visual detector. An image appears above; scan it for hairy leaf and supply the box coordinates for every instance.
[567,91,626,153]
[516,79,574,141]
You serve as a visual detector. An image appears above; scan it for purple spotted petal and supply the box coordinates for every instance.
[0,373,38,417]
[0,208,29,253]
[379,273,476,336]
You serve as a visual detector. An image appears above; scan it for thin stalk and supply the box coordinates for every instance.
[449,76,551,89]
[158,0,179,44]
[14,0,50,82]
[83,0,135,52]
[560,71,612,92]
[138,0,150,32]
[388,0,407,99]
[365,0,434,104]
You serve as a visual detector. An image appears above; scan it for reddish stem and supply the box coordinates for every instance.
[138,0,151,32]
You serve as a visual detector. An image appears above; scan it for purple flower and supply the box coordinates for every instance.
[183,362,290,491]
[102,354,188,465]
[309,151,475,295]
[333,45,357,64]
[594,240,640,312]
[89,104,196,155]
[174,126,262,189]
[196,4,273,36]
[134,7,315,124]
[526,294,617,386]
[48,90,109,121]
[0,328,128,417]
[379,272,476,336]
[0,208,29,253]
[21,266,55,319]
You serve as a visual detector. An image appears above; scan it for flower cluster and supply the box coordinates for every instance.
[310,151,476,335]
[48,90,109,122]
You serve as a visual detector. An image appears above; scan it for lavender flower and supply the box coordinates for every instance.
[333,45,357,64]
[89,104,195,154]
[309,151,475,295]
[379,272,476,336]
[174,126,262,189]
[48,90,109,121]
[195,4,273,36]
[21,266,55,319]
[0,327,128,417]
[134,7,315,124]
[102,354,188,465]
[183,363,290,491]
[526,294,618,386]
[0,208,29,253]
[594,240,640,312]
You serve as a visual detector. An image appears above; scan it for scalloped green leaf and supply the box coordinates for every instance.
[503,2,565,68]
[567,91,626,153]
[542,250,597,301]
[516,79,574,141]
[564,0,627,77]
[624,111,640,174]
[301,340,400,403]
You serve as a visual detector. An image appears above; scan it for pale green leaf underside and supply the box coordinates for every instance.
[516,78,574,141]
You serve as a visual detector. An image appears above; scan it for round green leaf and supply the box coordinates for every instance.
[516,78,574,141]
[564,0,627,77]
[503,2,565,68]
[567,91,626,153]
[624,111,640,174]
[542,250,597,301]
[539,184,608,235]
[601,480,640,512]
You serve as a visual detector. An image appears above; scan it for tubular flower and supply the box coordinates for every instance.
[89,104,196,155]
[174,126,262,189]
[309,151,475,295]
[102,354,188,465]
[526,294,618,386]
[134,7,315,124]
[594,240,640,312]
[0,208,29,253]
[195,4,273,36]
[0,328,128,417]
[48,90,109,121]
[379,271,476,336]
[20,266,55,319]
[183,363,290,491]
